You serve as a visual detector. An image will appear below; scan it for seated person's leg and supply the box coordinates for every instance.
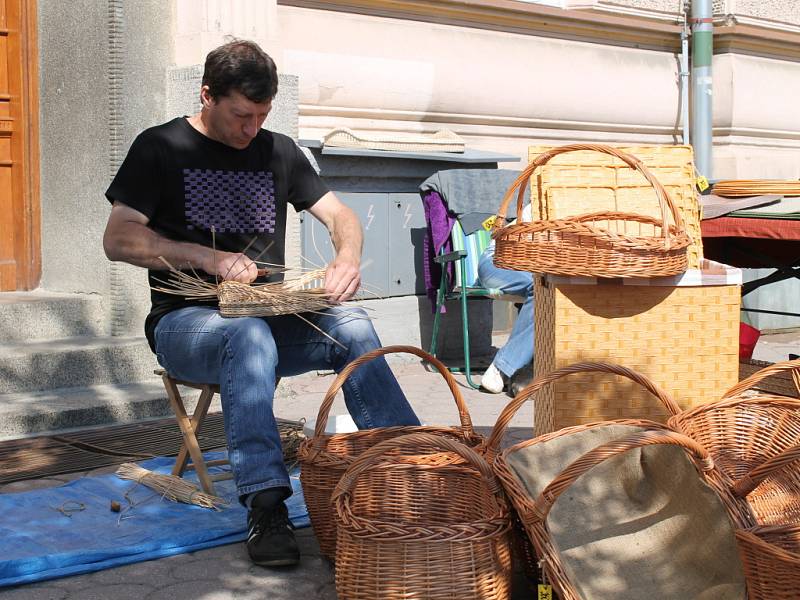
[477,248,535,393]
[154,305,298,566]
[268,305,421,429]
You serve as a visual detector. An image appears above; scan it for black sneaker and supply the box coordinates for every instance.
[246,501,300,567]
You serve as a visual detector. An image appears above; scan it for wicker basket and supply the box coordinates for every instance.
[494,427,753,600]
[297,345,483,560]
[533,260,741,436]
[332,432,512,600]
[323,127,465,153]
[737,523,800,600]
[526,144,703,269]
[669,359,800,525]
[492,144,691,278]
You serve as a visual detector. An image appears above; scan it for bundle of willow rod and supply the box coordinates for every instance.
[116,463,228,510]
[712,180,800,198]
[278,418,306,467]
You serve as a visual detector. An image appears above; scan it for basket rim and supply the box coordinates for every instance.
[309,345,476,439]
[492,143,691,272]
[297,424,484,465]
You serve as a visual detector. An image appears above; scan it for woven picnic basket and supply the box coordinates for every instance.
[532,259,741,436]
[297,345,484,560]
[737,522,800,600]
[492,144,691,278]
[668,359,800,525]
[332,432,512,600]
[526,144,703,269]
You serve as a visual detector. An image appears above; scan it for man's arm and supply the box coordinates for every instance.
[307,191,363,302]
[103,201,258,283]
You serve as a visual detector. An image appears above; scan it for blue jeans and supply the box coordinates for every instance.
[477,247,535,378]
[154,305,420,498]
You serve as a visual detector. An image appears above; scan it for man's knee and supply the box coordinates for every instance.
[328,307,380,347]
[224,317,278,355]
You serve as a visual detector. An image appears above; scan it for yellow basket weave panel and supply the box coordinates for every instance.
[533,278,741,436]
[527,145,703,269]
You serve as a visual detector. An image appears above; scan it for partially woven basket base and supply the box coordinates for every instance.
[217,280,331,317]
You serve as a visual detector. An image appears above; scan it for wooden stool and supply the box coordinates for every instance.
[155,368,233,495]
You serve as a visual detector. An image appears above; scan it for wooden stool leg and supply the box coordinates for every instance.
[172,386,215,478]
[162,374,216,495]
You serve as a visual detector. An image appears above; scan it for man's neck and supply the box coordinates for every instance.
[187,113,211,139]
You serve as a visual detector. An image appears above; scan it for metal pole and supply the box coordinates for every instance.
[690,0,713,179]
[680,1,690,146]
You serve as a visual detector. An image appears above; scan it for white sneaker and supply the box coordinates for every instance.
[481,363,505,394]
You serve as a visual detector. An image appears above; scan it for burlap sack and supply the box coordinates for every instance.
[506,424,746,600]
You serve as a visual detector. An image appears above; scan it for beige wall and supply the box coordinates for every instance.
[172,1,800,178]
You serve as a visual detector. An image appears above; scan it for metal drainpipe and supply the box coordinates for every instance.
[680,1,690,146]
[690,0,713,180]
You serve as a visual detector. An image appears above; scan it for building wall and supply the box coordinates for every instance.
[37,0,800,331]
[38,0,172,334]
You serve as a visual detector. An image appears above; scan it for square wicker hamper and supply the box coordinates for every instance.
[533,261,742,436]
[527,145,704,269]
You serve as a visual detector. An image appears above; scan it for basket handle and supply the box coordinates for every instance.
[732,444,800,498]
[331,431,502,508]
[721,358,800,400]
[491,143,685,246]
[312,345,474,438]
[530,430,714,521]
[485,361,681,455]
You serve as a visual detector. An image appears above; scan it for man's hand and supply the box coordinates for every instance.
[307,192,365,303]
[325,253,361,303]
[205,251,258,283]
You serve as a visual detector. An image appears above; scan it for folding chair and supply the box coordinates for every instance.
[429,220,524,389]
[155,368,232,495]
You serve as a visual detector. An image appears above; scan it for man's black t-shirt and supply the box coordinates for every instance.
[105,117,328,351]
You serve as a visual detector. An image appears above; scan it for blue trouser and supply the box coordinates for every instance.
[477,247,535,378]
[154,305,420,498]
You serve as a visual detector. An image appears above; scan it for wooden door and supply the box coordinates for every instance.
[0,0,39,291]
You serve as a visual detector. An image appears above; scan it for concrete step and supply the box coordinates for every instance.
[0,371,315,440]
[0,336,158,394]
[0,380,219,440]
[0,290,105,342]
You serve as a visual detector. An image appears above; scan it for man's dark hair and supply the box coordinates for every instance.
[202,40,278,103]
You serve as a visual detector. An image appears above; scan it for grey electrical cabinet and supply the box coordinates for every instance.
[300,140,518,298]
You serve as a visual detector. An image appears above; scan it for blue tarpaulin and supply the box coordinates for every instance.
[0,452,309,588]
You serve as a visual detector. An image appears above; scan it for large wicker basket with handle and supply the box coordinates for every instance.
[492,144,691,278]
[509,429,753,600]
[332,432,512,600]
[297,345,483,560]
[668,359,800,525]
[486,361,756,599]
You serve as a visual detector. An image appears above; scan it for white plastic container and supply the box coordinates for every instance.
[303,413,358,439]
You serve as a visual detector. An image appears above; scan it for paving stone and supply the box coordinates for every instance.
[63,584,155,600]
[0,586,68,600]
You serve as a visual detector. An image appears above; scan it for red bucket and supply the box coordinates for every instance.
[739,322,761,360]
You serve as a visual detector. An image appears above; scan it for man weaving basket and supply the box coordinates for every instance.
[102,39,420,567]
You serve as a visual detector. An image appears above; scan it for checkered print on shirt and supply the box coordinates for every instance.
[183,169,276,233]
